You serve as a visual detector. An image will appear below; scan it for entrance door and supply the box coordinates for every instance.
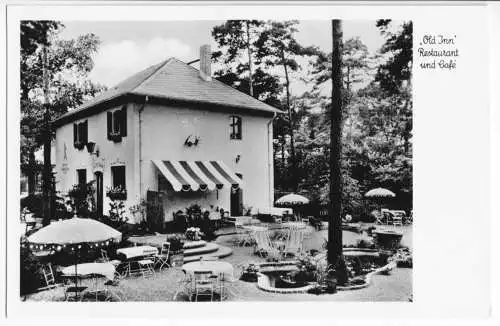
[230,174,243,216]
[94,172,103,218]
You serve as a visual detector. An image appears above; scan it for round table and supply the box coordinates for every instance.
[182,261,234,281]
[61,262,116,281]
[282,222,307,230]
[243,225,268,232]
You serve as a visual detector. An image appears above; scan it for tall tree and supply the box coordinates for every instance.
[21,21,105,224]
[328,20,348,284]
[212,20,284,105]
[255,20,319,192]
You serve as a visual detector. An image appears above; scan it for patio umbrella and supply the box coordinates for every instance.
[364,188,396,218]
[275,193,310,220]
[27,216,122,295]
[275,193,310,206]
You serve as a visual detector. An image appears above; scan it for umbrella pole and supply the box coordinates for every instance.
[74,249,78,300]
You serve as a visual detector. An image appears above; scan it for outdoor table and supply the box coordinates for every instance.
[116,246,158,276]
[61,262,116,281]
[116,245,158,260]
[282,222,307,229]
[182,261,234,282]
[61,262,116,301]
[243,225,268,232]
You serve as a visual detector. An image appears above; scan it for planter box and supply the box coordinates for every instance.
[169,252,184,267]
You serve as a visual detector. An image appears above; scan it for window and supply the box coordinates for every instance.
[73,120,88,149]
[230,115,242,140]
[107,106,127,142]
[111,166,126,189]
[77,169,87,187]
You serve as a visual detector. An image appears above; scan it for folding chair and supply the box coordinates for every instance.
[40,263,62,290]
[192,271,216,302]
[137,255,155,278]
[155,242,171,271]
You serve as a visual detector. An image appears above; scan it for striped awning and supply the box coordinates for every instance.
[153,160,244,192]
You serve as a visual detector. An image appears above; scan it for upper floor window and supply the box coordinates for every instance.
[230,115,242,140]
[107,106,127,142]
[73,120,88,150]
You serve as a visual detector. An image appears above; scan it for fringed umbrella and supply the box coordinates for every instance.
[275,193,310,220]
[275,193,310,206]
[27,216,121,298]
[365,188,396,219]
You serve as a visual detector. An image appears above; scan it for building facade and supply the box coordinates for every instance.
[53,47,280,223]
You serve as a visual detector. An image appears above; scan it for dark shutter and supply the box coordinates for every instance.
[120,106,127,137]
[107,111,112,140]
[73,123,77,146]
[82,120,88,144]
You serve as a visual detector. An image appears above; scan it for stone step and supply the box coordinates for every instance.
[183,245,233,263]
[183,242,219,257]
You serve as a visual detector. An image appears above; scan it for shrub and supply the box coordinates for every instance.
[20,245,44,295]
[167,235,184,253]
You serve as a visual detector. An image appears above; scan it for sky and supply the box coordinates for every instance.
[58,21,389,93]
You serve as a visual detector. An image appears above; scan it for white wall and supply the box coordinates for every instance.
[54,104,138,221]
[55,101,275,224]
[141,103,274,221]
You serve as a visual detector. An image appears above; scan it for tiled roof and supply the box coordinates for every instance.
[55,58,281,125]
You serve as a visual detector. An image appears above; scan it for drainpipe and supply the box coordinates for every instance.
[267,112,277,208]
[138,96,149,201]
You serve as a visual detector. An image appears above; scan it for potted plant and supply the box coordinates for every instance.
[185,227,203,241]
[106,186,127,201]
[239,263,260,282]
[167,235,185,266]
[109,131,122,143]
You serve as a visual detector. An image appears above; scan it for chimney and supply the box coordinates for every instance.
[199,44,211,81]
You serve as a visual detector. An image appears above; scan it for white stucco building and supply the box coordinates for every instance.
[53,46,280,224]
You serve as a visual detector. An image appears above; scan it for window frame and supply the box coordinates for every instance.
[229,115,242,140]
[111,165,126,189]
[77,169,87,188]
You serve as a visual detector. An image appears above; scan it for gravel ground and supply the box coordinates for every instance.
[24,223,412,302]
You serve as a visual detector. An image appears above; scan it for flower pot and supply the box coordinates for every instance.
[169,251,184,267]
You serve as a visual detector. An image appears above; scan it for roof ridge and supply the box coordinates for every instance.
[131,57,174,92]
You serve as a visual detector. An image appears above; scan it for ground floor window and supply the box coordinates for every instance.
[111,165,126,189]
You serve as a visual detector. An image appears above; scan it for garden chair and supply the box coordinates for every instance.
[283,229,305,258]
[253,231,280,260]
[103,270,127,301]
[192,271,216,302]
[40,263,62,290]
[154,242,171,271]
[392,214,403,228]
[137,255,155,278]
[100,249,122,267]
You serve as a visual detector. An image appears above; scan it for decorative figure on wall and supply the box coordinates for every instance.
[235,154,241,163]
[184,134,200,147]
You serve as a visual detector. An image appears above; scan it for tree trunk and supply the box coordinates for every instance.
[281,49,297,192]
[246,21,254,97]
[27,149,36,196]
[328,20,347,285]
[41,46,52,226]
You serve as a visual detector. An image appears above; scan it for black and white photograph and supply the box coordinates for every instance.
[18,19,413,303]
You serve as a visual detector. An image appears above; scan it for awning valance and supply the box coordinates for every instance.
[153,160,244,192]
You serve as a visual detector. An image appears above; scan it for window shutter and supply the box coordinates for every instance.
[82,120,88,144]
[120,106,127,137]
[107,111,112,140]
[73,123,77,146]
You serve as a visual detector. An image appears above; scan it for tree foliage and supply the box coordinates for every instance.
[20,21,105,179]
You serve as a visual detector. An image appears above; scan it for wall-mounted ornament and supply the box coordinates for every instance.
[86,141,96,154]
[184,134,200,147]
[235,154,241,163]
